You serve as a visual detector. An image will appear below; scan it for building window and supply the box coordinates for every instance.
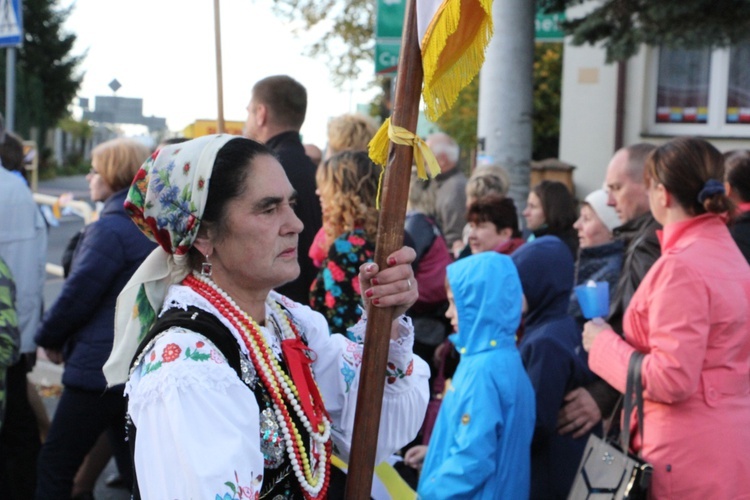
[656,48,711,124]
[648,44,750,137]
[727,41,750,124]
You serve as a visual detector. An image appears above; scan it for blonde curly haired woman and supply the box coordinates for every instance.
[324,113,378,161]
[310,150,381,335]
[309,114,378,269]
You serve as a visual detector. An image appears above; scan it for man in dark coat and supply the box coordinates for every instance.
[243,75,323,304]
[557,143,661,439]
[725,149,750,264]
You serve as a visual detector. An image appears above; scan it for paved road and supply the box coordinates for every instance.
[29,175,130,500]
[37,176,91,309]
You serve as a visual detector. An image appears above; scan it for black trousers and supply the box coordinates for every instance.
[35,385,132,499]
[0,358,41,500]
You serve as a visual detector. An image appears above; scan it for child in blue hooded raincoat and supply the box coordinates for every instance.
[417,252,536,499]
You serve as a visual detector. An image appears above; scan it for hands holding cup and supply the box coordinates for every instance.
[582,320,611,352]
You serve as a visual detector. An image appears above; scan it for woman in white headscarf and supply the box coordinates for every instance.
[567,189,624,329]
[104,135,429,499]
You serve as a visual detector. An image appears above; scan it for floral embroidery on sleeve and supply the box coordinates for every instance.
[162,343,181,362]
[339,340,364,393]
[141,338,226,376]
[340,364,355,393]
[385,359,414,384]
[309,229,374,338]
[184,341,212,361]
[216,470,262,500]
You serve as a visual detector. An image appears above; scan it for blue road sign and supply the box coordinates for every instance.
[0,0,23,48]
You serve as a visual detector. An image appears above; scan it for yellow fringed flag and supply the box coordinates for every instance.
[369,0,494,181]
[418,0,493,122]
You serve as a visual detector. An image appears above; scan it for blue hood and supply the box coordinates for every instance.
[511,235,574,328]
[446,252,523,355]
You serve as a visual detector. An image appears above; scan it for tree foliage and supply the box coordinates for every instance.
[436,43,563,161]
[0,0,83,139]
[270,0,374,87]
[435,78,480,156]
[539,0,750,62]
[532,43,562,159]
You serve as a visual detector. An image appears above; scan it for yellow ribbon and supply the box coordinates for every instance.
[369,118,441,180]
[368,118,441,209]
[389,120,441,180]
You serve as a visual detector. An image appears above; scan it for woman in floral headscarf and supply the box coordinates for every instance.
[104,135,429,499]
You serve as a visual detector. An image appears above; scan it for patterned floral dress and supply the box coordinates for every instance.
[309,228,375,337]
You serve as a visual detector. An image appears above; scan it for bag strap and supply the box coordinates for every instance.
[622,351,645,452]
[129,306,242,378]
[602,394,624,440]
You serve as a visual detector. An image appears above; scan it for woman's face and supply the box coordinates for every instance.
[87,158,114,202]
[468,221,511,254]
[208,154,304,295]
[573,204,612,249]
[522,192,545,231]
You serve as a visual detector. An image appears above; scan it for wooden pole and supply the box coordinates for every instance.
[213,0,226,134]
[344,0,423,497]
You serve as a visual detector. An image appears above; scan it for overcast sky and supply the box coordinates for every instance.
[61,0,377,146]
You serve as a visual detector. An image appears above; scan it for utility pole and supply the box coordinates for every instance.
[213,0,225,134]
[5,47,15,132]
[477,0,535,215]
[2,0,24,133]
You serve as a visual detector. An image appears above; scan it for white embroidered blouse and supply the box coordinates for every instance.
[125,285,430,499]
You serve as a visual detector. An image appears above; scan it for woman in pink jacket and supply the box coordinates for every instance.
[583,137,750,499]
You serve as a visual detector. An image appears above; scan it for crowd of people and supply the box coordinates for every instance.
[0,73,749,499]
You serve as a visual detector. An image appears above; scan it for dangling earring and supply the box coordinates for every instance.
[201,254,212,277]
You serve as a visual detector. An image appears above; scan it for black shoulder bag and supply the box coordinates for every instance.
[567,351,653,499]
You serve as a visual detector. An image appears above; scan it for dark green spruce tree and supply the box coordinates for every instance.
[0,0,83,142]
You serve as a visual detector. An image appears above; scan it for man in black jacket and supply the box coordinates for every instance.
[558,143,660,438]
[243,75,323,304]
[725,150,750,264]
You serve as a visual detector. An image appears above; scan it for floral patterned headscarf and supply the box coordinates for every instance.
[104,134,236,385]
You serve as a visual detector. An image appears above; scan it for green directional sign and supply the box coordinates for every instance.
[376,0,404,74]
[376,0,406,38]
[375,39,400,75]
[536,11,565,41]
